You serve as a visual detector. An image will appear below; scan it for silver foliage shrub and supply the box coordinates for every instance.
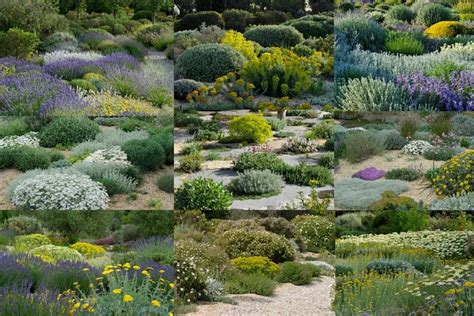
[227,169,284,195]
[429,193,474,211]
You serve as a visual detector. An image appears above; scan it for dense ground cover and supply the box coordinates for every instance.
[0,210,174,315]
[174,208,335,314]
[0,116,173,210]
[334,112,474,210]
[334,0,473,111]
[173,1,335,211]
[335,210,473,315]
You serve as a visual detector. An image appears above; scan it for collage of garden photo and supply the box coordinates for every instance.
[0,0,472,315]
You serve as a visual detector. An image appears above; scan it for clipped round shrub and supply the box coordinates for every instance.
[228,114,272,144]
[5,216,44,235]
[417,4,454,26]
[157,173,174,193]
[366,259,414,274]
[234,152,287,173]
[40,32,78,52]
[222,9,254,32]
[335,264,354,276]
[175,44,245,82]
[382,130,408,150]
[386,5,416,22]
[432,150,473,197]
[253,10,289,25]
[227,169,284,196]
[0,28,40,59]
[70,242,105,258]
[39,117,100,148]
[175,177,232,217]
[174,79,203,99]
[424,21,467,38]
[335,16,387,51]
[69,79,97,91]
[230,256,280,277]
[219,229,296,263]
[0,146,52,172]
[12,173,109,210]
[121,138,165,171]
[15,234,51,252]
[292,215,335,252]
[179,152,203,173]
[244,25,303,48]
[276,262,315,285]
[29,245,83,262]
[286,17,333,39]
[175,11,225,32]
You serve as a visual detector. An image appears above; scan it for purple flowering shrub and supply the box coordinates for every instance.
[0,57,42,78]
[0,72,88,116]
[352,167,386,181]
[395,71,474,111]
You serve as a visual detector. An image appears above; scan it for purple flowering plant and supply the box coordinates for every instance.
[352,167,385,181]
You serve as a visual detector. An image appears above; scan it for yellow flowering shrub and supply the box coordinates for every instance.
[83,72,105,81]
[432,149,473,197]
[230,256,280,277]
[14,233,52,252]
[70,242,106,258]
[424,21,467,38]
[84,91,159,116]
[228,114,273,143]
[221,30,260,61]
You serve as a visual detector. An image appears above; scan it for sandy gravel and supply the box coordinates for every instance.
[0,169,21,209]
[335,150,444,205]
[185,276,335,316]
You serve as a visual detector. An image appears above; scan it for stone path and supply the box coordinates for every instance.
[185,276,335,316]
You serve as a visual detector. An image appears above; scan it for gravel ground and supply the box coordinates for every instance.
[185,276,335,316]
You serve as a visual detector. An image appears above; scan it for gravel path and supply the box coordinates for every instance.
[185,276,335,316]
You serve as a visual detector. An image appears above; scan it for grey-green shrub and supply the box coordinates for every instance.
[337,77,409,111]
[335,15,387,51]
[175,44,245,82]
[244,25,304,48]
[429,192,474,210]
[385,5,416,22]
[380,129,408,150]
[417,3,454,26]
[265,117,286,131]
[336,213,365,231]
[335,178,410,210]
[174,79,203,99]
[227,170,284,196]
[5,216,44,235]
[342,131,385,163]
[450,114,474,137]
[366,259,414,274]
[96,169,137,195]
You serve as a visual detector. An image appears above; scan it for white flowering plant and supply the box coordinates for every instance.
[402,140,433,155]
[84,146,130,165]
[0,132,40,148]
[43,50,103,64]
[12,172,109,210]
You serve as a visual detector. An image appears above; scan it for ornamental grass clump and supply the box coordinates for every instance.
[431,149,473,197]
[227,169,284,196]
[12,172,109,210]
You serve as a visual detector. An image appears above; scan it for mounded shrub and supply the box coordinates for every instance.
[371,209,429,233]
[366,259,414,274]
[253,11,289,25]
[227,169,284,196]
[228,114,272,143]
[244,25,303,48]
[12,173,109,210]
[432,150,473,197]
[335,16,387,51]
[121,138,165,171]
[218,229,296,263]
[5,216,44,235]
[281,163,333,186]
[29,245,83,262]
[385,32,424,55]
[224,272,275,296]
[175,177,232,217]
[39,117,100,148]
[175,11,225,32]
[385,5,416,22]
[0,28,40,59]
[417,4,454,26]
[175,44,245,82]
[230,256,280,277]
[292,215,335,252]
[265,117,286,131]
[174,79,204,99]
[70,242,105,258]
[424,21,467,38]
[222,9,254,32]
[285,15,333,39]
[234,152,286,173]
[179,152,203,173]
[342,131,385,163]
[385,168,421,182]
[276,262,317,285]
[156,173,174,193]
[382,130,408,150]
[0,146,61,172]
[15,234,51,252]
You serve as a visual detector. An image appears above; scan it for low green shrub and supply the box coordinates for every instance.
[335,264,354,276]
[265,117,286,131]
[244,25,304,47]
[230,256,280,277]
[0,28,40,59]
[175,177,232,217]
[386,5,416,22]
[0,146,63,172]
[233,152,286,173]
[385,168,421,182]
[366,259,414,274]
[276,262,316,285]
[15,234,51,252]
[342,131,385,163]
[281,163,333,186]
[369,191,419,211]
[175,11,225,31]
[292,215,335,252]
[227,169,284,196]
[417,3,454,26]
[370,209,430,234]
[29,245,83,262]
[224,272,275,296]
[222,9,254,32]
[423,147,461,161]
[179,152,203,173]
[156,173,174,193]
[121,138,165,171]
[39,117,100,148]
[334,16,387,51]
[4,216,43,235]
[385,32,424,55]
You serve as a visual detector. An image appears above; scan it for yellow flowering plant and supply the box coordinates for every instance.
[221,30,260,61]
[424,21,467,38]
[70,242,106,259]
[431,149,473,197]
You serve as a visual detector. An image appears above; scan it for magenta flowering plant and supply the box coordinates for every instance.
[352,167,385,181]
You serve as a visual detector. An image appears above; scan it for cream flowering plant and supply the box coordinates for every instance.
[0,132,40,148]
[84,146,131,165]
[401,140,434,155]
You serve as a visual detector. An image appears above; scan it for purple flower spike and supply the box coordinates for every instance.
[352,167,385,181]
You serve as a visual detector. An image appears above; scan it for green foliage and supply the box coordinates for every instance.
[121,138,165,171]
[318,153,335,169]
[0,118,31,138]
[234,152,286,173]
[39,117,100,148]
[371,210,430,234]
[423,147,461,161]
[385,5,416,22]
[126,210,174,237]
[156,173,173,193]
[307,120,334,139]
[224,272,275,296]
[0,28,40,59]
[285,15,333,39]
[174,79,203,99]
[385,168,421,182]
[29,245,82,262]
[136,23,173,51]
[335,264,354,276]
[244,25,304,48]
[0,146,63,172]
[276,262,317,285]
[230,256,280,277]
[222,9,254,32]
[369,191,419,211]
[176,43,245,82]
[382,130,408,150]
[335,16,387,51]
[417,3,454,26]
[218,228,296,263]
[281,163,333,186]
[342,131,385,163]
[385,32,424,56]
[399,116,419,139]
[175,177,232,217]
[14,234,51,252]
[175,11,225,31]
[265,117,286,131]
[292,215,335,252]
[69,79,97,91]
[179,152,203,173]
[227,169,284,196]
[366,259,414,274]
[96,170,137,195]
[258,217,298,239]
[4,215,44,235]
[228,114,272,143]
